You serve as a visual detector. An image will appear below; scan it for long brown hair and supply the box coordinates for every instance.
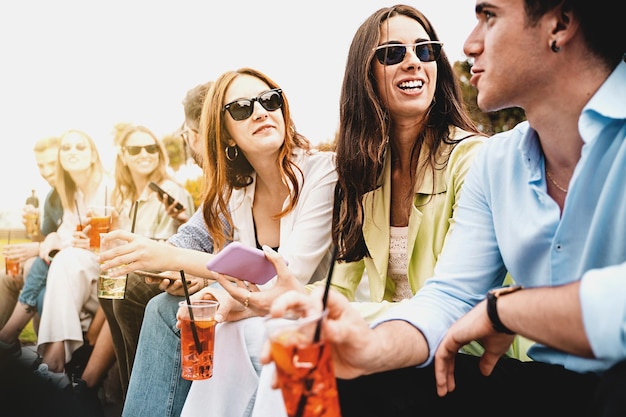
[198,67,311,251]
[333,5,482,262]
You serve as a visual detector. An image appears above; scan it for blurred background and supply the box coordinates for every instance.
[0,0,524,230]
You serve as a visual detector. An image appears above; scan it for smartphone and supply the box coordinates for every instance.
[135,270,191,284]
[134,270,171,280]
[148,182,184,210]
[205,242,282,285]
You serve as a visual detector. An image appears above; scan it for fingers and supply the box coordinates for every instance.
[101,229,134,244]
[262,245,289,276]
[164,280,188,296]
[434,347,457,397]
[213,273,258,307]
[145,276,158,285]
[213,273,236,292]
[268,289,318,318]
[216,302,231,323]
[478,351,500,377]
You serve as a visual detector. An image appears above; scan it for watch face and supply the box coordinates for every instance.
[491,285,523,298]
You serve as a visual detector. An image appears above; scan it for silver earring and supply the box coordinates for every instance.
[225,145,239,161]
[551,40,560,53]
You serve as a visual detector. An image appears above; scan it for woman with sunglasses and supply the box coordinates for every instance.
[72,125,196,411]
[251,5,487,416]
[26,129,115,389]
[111,124,195,235]
[98,67,336,417]
[323,4,486,320]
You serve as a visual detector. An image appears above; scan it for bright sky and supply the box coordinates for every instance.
[0,0,477,227]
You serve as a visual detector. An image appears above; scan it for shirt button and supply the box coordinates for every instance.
[555,244,563,251]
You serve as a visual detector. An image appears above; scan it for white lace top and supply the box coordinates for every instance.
[389,226,412,301]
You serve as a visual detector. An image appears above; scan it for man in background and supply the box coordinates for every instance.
[0,136,62,330]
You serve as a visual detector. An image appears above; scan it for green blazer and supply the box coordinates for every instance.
[320,129,485,322]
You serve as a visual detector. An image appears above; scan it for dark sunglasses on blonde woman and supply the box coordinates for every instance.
[374,40,443,65]
[223,88,283,121]
[124,144,159,156]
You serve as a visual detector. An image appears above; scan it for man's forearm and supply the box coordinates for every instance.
[365,320,430,374]
[498,282,593,357]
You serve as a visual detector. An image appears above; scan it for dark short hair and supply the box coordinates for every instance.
[523,0,624,67]
[182,81,213,128]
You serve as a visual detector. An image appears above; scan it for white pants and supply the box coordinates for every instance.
[37,247,99,363]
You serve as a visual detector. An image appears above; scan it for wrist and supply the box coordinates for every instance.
[486,285,523,334]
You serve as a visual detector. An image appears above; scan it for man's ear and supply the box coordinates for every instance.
[550,2,578,48]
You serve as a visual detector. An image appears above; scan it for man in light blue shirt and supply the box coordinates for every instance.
[263,0,626,415]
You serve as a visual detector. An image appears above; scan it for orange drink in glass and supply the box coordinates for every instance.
[179,300,219,380]
[88,206,113,251]
[265,311,341,417]
[5,257,20,277]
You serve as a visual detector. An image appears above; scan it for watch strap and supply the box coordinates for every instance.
[486,286,521,334]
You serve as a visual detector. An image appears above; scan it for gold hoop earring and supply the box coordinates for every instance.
[225,145,239,161]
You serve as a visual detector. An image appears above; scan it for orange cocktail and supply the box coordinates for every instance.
[5,257,20,277]
[179,300,219,380]
[267,313,341,417]
[88,216,111,251]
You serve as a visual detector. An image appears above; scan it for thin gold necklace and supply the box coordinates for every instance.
[546,169,568,193]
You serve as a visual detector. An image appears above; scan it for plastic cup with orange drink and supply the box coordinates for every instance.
[264,310,341,417]
[87,206,113,251]
[5,257,20,277]
[178,299,219,380]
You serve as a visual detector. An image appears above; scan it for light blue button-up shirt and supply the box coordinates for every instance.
[377,61,626,374]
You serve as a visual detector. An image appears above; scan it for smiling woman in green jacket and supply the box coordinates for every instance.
[319,5,485,320]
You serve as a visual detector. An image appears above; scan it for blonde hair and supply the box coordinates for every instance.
[112,125,171,207]
[55,129,106,211]
[33,136,61,154]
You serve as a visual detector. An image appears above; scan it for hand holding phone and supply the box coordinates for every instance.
[135,270,189,285]
[135,270,171,280]
[149,182,184,210]
[206,242,283,285]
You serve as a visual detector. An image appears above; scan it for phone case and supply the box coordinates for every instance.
[135,270,170,280]
[205,242,279,285]
[148,182,184,210]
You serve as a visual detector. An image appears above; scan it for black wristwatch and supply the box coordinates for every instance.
[486,285,523,334]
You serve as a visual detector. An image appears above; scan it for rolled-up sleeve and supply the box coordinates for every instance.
[580,262,626,361]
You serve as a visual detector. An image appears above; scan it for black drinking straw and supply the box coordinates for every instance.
[180,270,202,354]
[313,245,338,342]
[123,201,140,296]
[294,245,338,417]
[130,200,139,233]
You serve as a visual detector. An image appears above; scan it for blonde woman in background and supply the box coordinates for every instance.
[33,129,114,389]
[90,125,194,406]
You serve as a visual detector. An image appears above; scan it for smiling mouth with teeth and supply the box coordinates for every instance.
[399,80,424,89]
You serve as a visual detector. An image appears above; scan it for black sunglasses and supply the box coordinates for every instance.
[124,144,159,156]
[223,88,283,121]
[374,41,443,66]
